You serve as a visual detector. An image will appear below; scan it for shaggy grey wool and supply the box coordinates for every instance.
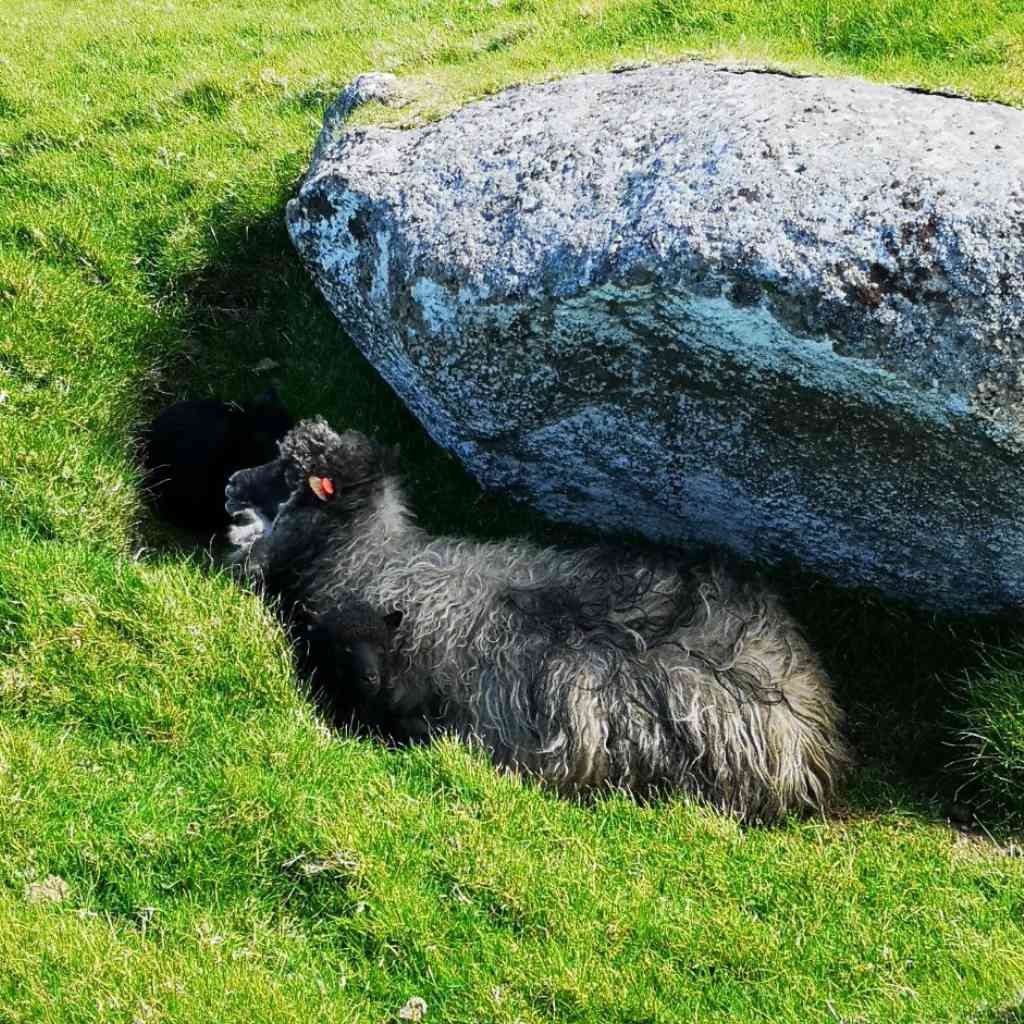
[228,418,851,822]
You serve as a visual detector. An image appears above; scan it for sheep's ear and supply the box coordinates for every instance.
[309,475,335,501]
[384,609,403,631]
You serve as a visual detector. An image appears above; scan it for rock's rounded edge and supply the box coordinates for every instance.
[310,72,401,166]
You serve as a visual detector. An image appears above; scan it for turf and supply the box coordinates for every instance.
[3,1,1024,1021]
[955,647,1024,831]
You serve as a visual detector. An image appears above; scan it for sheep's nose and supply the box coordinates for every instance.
[223,474,247,514]
[224,473,247,503]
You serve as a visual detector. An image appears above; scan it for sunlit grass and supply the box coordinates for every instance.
[3,0,1024,1020]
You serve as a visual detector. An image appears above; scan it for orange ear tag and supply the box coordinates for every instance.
[308,476,335,501]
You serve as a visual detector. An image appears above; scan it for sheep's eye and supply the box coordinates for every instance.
[341,646,351,654]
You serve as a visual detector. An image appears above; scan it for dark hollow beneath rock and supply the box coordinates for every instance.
[143,391,292,533]
[287,65,1024,614]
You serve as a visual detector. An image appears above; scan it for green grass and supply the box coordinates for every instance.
[956,649,1024,831]
[3,0,1024,1020]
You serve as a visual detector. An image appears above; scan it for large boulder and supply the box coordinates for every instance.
[286,63,1024,615]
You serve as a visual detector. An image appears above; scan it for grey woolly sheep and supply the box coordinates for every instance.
[226,417,850,821]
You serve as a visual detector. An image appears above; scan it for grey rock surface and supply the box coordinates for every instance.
[287,62,1024,614]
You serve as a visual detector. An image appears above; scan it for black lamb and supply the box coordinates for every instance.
[143,388,292,533]
[295,596,419,740]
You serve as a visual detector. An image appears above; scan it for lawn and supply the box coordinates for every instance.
[2,1,1024,1021]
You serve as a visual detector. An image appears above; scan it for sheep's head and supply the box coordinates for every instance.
[303,596,404,707]
[225,418,397,548]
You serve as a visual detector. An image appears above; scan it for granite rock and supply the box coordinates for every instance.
[287,63,1024,613]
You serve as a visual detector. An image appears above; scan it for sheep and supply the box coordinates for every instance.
[293,595,425,742]
[143,388,292,532]
[225,417,850,821]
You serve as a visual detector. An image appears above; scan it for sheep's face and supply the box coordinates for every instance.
[225,417,394,547]
[224,456,298,549]
[305,604,404,704]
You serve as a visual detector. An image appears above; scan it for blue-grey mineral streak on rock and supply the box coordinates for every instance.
[286,62,1024,614]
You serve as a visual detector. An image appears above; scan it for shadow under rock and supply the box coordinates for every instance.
[144,202,558,545]
[779,563,1020,828]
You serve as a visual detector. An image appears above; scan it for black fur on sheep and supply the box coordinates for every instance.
[143,388,292,533]
[294,595,420,741]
